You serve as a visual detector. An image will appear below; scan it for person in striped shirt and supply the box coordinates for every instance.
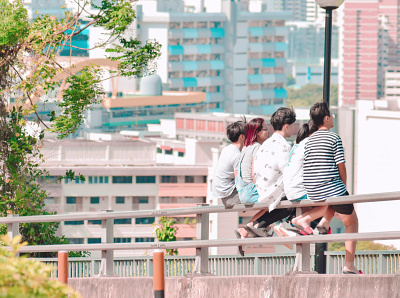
[294,101,360,274]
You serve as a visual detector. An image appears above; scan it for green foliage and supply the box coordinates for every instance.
[286,73,296,86]
[0,0,161,253]
[329,241,396,251]
[154,217,178,256]
[90,0,135,36]
[50,65,104,139]
[106,38,162,77]
[286,84,338,107]
[0,235,81,297]
[183,217,196,225]
[0,0,29,47]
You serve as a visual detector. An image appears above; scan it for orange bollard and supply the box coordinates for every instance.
[153,250,165,298]
[58,251,68,284]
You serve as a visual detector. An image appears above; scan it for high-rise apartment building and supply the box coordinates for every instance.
[340,0,400,106]
[135,0,290,115]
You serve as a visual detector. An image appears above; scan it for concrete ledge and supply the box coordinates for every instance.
[70,275,400,298]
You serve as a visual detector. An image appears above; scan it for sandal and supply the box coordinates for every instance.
[343,269,363,274]
[316,225,331,235]
[244,225,270,237]
[234,230,246,257]
[292,224,314,235]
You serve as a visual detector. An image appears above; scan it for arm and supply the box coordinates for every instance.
[252,158,256,183]
[337,162,347,187]
[234,170,238,178]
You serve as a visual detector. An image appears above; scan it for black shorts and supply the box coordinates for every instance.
[331,191,354,215]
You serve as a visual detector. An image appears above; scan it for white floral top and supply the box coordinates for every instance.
[253,133,291,210]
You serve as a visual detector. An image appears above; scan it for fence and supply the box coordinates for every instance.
[2,191,400,275]
[33,250,400,278]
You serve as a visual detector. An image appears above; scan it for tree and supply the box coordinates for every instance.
[329,241,396,251]
[0,0,161,255]
[154,217,178,256]
[286,73,296,86]
[286,84,338,107]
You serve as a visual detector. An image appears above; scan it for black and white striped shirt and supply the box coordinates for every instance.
[303,130,347,201]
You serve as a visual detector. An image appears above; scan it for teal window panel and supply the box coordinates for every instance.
[248,75,263,85]
[197,44,211,54]
[210,60,224,70]
[183,78,197,88]
[274,88,288,98]
[183,61,198,71]
[274,42,287,52]
[260,105,278,115]
[262,58,276,68]
[168,45,184,55]
[210,28,225,38]
[183,28,198,38]
[249,27,264,36]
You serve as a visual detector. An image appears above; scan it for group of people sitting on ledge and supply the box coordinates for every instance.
[212,101,361,274]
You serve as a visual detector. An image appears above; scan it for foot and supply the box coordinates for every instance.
[237,227,249,238]
[343,265,360,274]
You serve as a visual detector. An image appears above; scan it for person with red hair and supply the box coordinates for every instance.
[234,118,269,255]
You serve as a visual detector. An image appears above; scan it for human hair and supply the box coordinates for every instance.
[226,121,246,143]
[308,119,318,135]
[244,118,265,147]
[310,101,330,127]
[270,107,296,131]
[296,123,309,144]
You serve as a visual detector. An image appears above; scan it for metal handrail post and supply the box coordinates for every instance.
[99,210,115,276]
[193,204,209,274]
[293,207,311,272]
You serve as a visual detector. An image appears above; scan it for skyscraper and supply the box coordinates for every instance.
[340,0,400,106]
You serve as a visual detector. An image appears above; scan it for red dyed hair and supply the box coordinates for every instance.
[244,118,265,147]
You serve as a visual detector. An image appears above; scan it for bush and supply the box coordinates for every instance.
[0,235,80,297]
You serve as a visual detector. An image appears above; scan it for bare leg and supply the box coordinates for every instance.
[338,210,359,273]
[291,206,329,228]
[318,207,335,229]
[237,210,268,238]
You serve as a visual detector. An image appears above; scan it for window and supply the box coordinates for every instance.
[116,196,125,204]
[65,221,84,225]
[135,237,155,243]
[66,197,76,204]
[112,176,133,184]
[185,176,195,183]
[157,147,162,154]
[138,197,149,204]
[90,197,100,204]
[88,220,101,225]
[114,238,132,243]
[88,238,101,244]
[74,176,85,184]
[165,149,173,155]
[136,176,156,184]
[114,218,132,224]
[178,152,185,157]
[203,176,207,183]
[67,238,84,244]
[88,176,109,184]
[161,176,178,183]
[135,217,155,225]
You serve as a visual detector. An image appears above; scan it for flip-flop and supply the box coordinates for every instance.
[244,226,267,237]
[292,224,314,235]
[273,225,293,250]
[316,225,331,235]
[234,230,245,257]
[343,269,363,274]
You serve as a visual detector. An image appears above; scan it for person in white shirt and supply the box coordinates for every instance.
[240,108,297,241]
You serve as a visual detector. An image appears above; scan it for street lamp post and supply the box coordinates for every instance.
[316,0,344,106]
[315,0,344,274]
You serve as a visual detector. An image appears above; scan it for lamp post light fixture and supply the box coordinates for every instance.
[316,0,344,106]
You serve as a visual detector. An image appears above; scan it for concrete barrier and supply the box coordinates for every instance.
[70,274,400,298]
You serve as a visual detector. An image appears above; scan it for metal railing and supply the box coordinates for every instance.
[2,191,400,275]
[33,250,400,278]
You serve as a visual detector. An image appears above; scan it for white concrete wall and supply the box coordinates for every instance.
[355,100,400,248]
